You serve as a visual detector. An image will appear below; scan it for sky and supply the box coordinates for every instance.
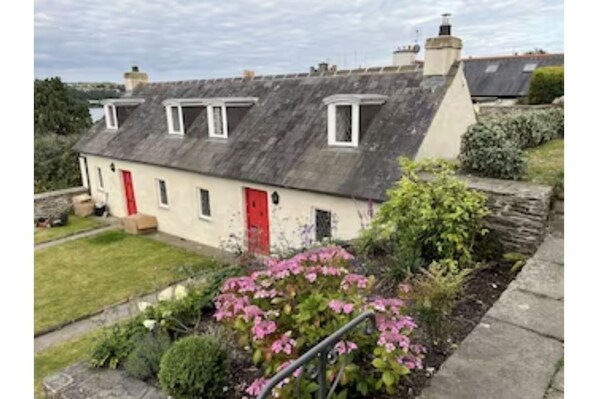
[34,0,564,83]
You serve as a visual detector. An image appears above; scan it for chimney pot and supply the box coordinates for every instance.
[423,14,462,76]
[439,13,452,36]
[132,65,139,72]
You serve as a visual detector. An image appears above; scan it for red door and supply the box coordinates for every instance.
[122,170,137,216]
[245,188,270,255]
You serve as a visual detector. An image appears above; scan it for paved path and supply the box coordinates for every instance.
[34,225,117,250]
[419,234,564,399]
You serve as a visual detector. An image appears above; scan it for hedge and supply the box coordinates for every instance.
[528,66,564,105]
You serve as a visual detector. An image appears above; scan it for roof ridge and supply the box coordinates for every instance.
[462,53,564,62]
[147,64,422,86]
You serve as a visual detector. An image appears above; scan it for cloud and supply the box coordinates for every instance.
[34,0,563,82]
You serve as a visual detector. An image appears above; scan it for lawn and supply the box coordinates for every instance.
[523,139,564,191]
[34,230,219,334]
[34,215,105,245]
[34,333,95,398]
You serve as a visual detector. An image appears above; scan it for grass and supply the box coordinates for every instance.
[34,215,104,245]
[34,230,219,334]
[34,333,96,398]
[523,139,564,190]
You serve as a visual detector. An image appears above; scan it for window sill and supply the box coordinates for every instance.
[158,204,170,210]
[199,215,212,222]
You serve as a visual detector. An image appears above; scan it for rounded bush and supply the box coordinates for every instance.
[124,332,171,381]
[528,66,564,105]
[158,335,230,399]
[459,122,527,179]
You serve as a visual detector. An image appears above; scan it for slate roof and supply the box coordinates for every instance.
[74,64,457,202]
[463,53,564,98]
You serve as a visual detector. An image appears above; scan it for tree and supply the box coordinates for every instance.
[524,48,548,55]
[34,77,92,136]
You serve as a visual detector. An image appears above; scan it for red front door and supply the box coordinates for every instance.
[245,188,270,255]
[122,170,137,216]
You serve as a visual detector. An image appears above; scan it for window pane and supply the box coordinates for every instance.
[200,189,211,217]
[159,180,168,205]
[170,107,181,132]
[485,64,499,73]
[97,168,104,188]
[106,106,115,127]
[213,107,224,136]
[315,209,331,242]
[523,63,537,72]
[336,105,352,142]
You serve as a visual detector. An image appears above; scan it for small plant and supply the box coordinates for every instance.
[89,320,146,369]
[359,158,489,279]
[503,252,528,274]
[405,260,471,348]
[124,332,171,381]
[158,334,230,399]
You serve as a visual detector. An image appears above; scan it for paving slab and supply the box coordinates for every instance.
[419,317,563,399]
[534,235,564,265]
[551,366,564,392]
[43,362,166,399]
[511,258,564,300]
[544,388,564,399]
[487,288,564,341]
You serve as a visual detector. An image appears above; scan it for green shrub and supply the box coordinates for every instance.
[472,229,504,262]
[360,158,489,278]
[34,133,83,193]
[528,66,564,105]
[124,332,171,381]
[460,121,527,179]
[158,335,230,399]
[406,260,471,347]
[89,321,146,369]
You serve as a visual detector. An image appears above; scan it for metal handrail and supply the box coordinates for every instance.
[257,310,376,399]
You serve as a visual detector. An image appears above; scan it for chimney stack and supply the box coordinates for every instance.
[423,14,462,76]
[393,44,420,67]
[124,65,148,92]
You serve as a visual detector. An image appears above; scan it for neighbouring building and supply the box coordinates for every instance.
[462,53,564,105]
[74,15,476,255]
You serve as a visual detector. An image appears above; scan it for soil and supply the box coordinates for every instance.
[395,259,517,398]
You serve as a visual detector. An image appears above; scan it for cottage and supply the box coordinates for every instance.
[74,16,476,255]
[463,53,564,105]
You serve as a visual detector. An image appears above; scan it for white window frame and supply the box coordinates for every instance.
[104,104,118,129]
[166,105,184,135]
[197,188,212,220]
[327,103,360,147]
[156,179,169,209]
[523,63,538,72]
[314,207,333,242]
[207,104,229,138]
[97,167,104,191]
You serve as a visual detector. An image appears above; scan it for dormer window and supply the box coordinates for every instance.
[162,97,257,139]
[207,105,228,138]
[485,64,499,73]
[166,105,184,135]
[101,98,145,131]
[323,94,388,147]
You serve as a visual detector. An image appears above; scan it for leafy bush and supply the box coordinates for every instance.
[216,246,424,397]
[460,108,564,180]
[359,158,489,278]
[89,321,146,369]
[124,332,171,381]
[460,121,527,179]
[158,335,230,399]
[405,260,471,347]
[528,66,564,105]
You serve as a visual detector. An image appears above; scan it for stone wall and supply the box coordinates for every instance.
[476,104,553,119]
[34,186,88,218]
[461,175,553,255]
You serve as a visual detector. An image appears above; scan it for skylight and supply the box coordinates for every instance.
[485,64,499,73]
[523,63,538,72]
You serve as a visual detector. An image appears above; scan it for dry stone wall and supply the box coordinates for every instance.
[34,186,88,219]
[461,175,553,255]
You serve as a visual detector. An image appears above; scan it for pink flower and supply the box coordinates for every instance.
[335,340,358,355]
[243,305,264,322]
[252,320,277,340]
[342,303,354,314]
[305,273,317,283]
[328,300,344,314]
[271,331,297,355]
[341,274,369,291]
[246,377,268,396]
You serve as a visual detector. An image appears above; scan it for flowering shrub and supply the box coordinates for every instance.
[215,246,424,398]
